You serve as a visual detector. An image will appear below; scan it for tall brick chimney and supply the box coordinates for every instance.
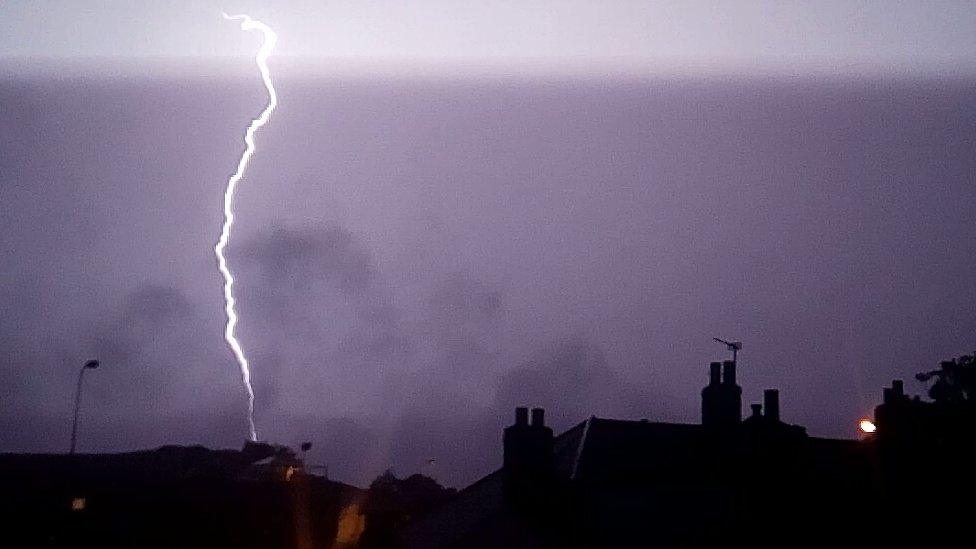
[763,389,780,423]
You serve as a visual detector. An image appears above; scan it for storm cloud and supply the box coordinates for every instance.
[2,65,975,487]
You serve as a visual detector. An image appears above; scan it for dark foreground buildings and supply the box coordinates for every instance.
[400,358,976,548]
[0,442,362,547]
[3,356,974,548]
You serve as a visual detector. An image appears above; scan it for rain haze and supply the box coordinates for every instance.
[2,1,975,487]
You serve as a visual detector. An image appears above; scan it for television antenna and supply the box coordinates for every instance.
[713,338,742,363]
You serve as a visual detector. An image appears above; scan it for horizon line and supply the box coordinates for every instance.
[3,54,976,81]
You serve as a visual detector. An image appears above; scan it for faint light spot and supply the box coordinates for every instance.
[859,419,876,433]
[71,497,86,511]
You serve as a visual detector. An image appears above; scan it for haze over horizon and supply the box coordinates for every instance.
[4,1,976,71]
[2,2,975,488]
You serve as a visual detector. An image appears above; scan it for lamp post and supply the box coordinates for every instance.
[69,359,99,455]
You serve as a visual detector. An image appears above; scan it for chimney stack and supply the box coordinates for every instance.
[702,361,743,427]
[763,389,780,423]
[503,406,554,503]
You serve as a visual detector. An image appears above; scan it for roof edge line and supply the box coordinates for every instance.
[571,416,595,481]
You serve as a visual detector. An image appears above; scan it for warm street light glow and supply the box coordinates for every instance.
[859,419,876,433]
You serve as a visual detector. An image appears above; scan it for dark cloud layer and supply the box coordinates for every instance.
[1,67,975,487]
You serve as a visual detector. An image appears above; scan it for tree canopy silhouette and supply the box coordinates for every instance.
[916,353,976,405]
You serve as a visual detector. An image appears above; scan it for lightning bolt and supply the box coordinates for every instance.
[215,13,277,442]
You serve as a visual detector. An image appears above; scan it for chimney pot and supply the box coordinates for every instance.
[892,379,904,397]
[531,408,545,427]
[763,389,780,422]
[515,407,528,426]
[709,362,721,385]
[750,404,762,418]
[722,360,736,385]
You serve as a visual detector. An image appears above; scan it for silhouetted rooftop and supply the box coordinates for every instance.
[400,415,873,548]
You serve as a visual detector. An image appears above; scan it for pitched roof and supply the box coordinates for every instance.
[570,418,706,482]
[401,415,870,548]
[398,419,587,547]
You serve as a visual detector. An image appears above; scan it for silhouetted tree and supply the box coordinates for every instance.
[916,353,976,405]
[359,470,456,548]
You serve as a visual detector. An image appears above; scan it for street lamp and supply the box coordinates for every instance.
[69,359,99,455]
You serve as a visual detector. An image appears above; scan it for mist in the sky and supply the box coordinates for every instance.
[1,57,974,487]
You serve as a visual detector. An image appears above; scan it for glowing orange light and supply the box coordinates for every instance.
[859,419,876,433]
[335,501,366,544]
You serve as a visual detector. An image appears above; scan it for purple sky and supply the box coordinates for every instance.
[3,4,976,488]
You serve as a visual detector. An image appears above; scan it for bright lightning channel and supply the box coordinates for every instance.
[215,13,277,442]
